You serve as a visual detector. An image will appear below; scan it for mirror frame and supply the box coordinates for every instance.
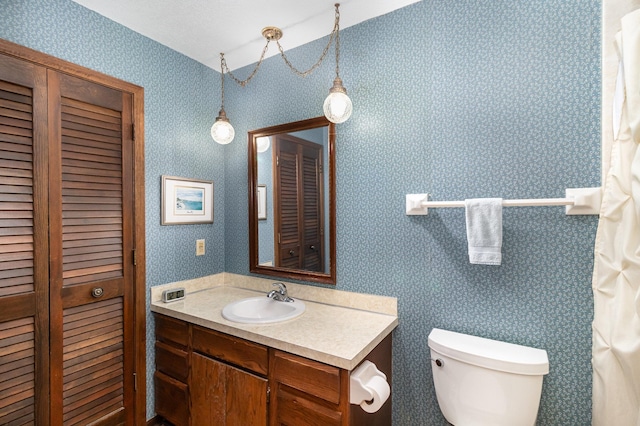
[248,116,337,284]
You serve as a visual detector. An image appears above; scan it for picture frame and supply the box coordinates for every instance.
[161,175,214,225]
[257,184,267,220]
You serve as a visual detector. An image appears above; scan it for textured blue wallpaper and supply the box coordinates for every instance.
[224,1,600,425]
[0,0,226,418]
[0,0,600,424]
[257,139,275,264]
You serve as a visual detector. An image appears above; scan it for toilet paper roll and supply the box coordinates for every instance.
[360,376,390,414]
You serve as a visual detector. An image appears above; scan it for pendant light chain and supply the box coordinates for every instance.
[221,3,341,84]
[220,54,226,107]
[221,41,272,87]
[275,4,340,78]
[334,4,341,79]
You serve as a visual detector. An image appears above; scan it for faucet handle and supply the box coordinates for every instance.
[272,282,287,294]
[270,282,294,302]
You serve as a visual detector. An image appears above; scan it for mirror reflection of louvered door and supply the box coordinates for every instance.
[0,47,138,425]
[274,135,324,271]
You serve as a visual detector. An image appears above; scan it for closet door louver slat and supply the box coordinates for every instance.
[0,317,35,425]
[62,298,124,425]
[0,79,34,298]
[60,95,123,287]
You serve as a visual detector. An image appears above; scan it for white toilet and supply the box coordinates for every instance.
[427,328,549,426]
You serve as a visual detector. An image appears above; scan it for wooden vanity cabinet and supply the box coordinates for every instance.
[153,313,392,426]
[154,315,190,426]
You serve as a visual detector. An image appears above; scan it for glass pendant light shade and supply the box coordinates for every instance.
[256,136,271,153]
[323,77,352,124]
[211,109,235,145]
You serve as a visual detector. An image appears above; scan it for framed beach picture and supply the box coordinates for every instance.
[161,176,214,225]
[257,184,267,220]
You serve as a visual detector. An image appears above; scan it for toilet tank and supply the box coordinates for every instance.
[428,328,549,426]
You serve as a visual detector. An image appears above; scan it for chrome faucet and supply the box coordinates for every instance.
[267,282,294,302]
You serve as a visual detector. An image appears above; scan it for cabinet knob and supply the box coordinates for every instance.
[91,287,104,298]
[310,245,316,250]
[289,250,295,256]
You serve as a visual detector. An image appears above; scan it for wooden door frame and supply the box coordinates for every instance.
[0,38,147,424]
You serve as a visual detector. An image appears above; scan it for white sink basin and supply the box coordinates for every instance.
[222,296,305,324]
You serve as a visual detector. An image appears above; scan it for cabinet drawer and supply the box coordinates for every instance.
[155,341,189,382]
[276,387,342,426]
[154,371,189,426]
[155,314,189,349]
[192,325,268,376]
[272,350,341,405]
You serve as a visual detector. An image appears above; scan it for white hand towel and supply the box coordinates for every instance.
[465,198,503,265]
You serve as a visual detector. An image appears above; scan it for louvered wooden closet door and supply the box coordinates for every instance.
[0,53,49,425]
[48,70,134,426]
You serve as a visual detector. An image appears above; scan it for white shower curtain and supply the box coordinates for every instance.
[592,8,640,426]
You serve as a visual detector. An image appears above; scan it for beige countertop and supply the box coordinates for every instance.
[150,275,398,371]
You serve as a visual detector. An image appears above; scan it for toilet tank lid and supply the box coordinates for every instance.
[428,328,549,376]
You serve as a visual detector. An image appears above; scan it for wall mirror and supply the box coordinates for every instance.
[248,117,336,284]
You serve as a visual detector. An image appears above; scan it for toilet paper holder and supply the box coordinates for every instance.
[349,360,390,411]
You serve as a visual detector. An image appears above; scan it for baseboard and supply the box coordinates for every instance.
[146,415,164,426]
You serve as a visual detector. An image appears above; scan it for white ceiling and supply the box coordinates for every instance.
[71,0,421,72]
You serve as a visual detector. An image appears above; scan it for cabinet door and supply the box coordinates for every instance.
[191,352,268,426]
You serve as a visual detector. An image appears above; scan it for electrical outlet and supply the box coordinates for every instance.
[196,239,205,256]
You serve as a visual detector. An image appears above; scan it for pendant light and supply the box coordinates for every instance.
[324,77,352,124]
[212,3,352,144]
[323,5,352,124]
[256,136,271,153]
[211,54,235,144]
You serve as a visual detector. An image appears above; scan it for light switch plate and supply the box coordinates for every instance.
[196,239,205,256]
